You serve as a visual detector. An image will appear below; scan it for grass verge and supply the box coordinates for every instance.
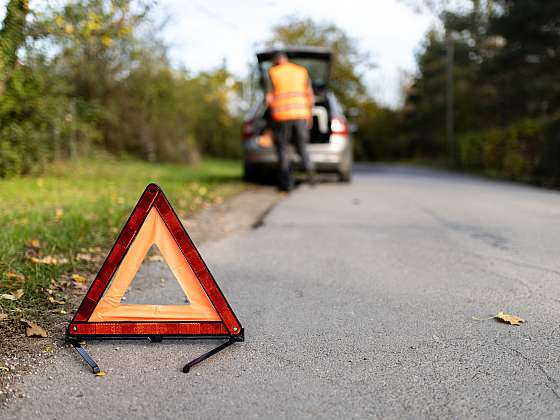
[0,156,244,322]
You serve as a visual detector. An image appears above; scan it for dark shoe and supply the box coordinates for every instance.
[279,171,294,192]
[278,184,291,193]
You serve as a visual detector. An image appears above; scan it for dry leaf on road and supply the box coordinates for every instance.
[496,311,525,326]
[21,319,48,337]
[473,311,525,326]
[0,313,8,321]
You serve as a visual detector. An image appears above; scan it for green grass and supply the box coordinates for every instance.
[0,155,244,318]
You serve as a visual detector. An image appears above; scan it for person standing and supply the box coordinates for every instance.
[266,52,316,192]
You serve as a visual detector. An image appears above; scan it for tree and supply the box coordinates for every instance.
[0,0,64,176]
[485,1,560,121]
[263,15,373,115]
[0,0,28,92]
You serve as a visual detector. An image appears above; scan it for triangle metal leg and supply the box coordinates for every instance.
[183,338,236,373]
[71,342,101,374]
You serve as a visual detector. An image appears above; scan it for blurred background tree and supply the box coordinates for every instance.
[0,0,63,177]
[398,0,560,183]
[0,0,242,178]
[264,15,372,114]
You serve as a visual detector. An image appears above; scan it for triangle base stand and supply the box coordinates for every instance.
[70,341,101,374]
[66,333,243,375]
[182,338,236,373]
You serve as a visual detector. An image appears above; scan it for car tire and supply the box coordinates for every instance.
[243,164,260,183]
[338,169,352,183]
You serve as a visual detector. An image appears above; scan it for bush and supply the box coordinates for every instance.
[457,117,557,183]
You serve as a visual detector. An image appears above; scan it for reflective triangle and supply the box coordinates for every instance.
[68,184,242,338]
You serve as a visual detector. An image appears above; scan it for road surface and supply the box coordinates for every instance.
[4,165,560,419]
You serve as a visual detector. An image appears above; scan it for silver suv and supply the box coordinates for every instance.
[242,47,353,183]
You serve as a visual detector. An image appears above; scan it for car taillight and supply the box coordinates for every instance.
[242,121,254,140]
[330,118,349,135]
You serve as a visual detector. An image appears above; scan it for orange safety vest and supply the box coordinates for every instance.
[268,62,312,122]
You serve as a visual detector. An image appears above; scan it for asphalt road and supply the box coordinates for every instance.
[4,164,560,419]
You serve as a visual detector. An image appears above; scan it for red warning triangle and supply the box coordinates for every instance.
[68,183,242,339]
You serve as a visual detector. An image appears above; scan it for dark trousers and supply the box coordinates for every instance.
[272,119,314,191]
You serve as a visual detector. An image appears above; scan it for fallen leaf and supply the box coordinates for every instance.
[48,296,65,305]
[44,344,53,353]
[80,247,102,254]
[496,311,525,326]
[4,271,25,281]
[95,370,106,377]
[0,313,8,321]
[50,279,68,291]
[30,256,69,265]
[21,319,48,337]
[71,281,88,291]
[27,239,41,249]
[0,365,10,372]
[71,274,87,283]
[0,289,24,300]
[55,208,64,220]
[472,311,525,325]
[76,253,94,262]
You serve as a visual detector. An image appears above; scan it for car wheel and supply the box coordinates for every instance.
[338,169,352,183]
[243,164,260,183]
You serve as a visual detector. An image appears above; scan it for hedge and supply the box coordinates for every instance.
[457,117,560,185]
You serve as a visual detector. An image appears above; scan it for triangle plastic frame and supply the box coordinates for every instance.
[67,183,243,342]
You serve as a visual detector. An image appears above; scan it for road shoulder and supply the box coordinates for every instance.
[0,186,281,406]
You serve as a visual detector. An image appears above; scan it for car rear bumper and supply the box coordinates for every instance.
[243,135,351,172]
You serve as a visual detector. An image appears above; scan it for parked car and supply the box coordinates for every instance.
[242,47,353,183]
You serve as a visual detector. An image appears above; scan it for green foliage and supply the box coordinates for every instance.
[0,0,243,178]
[398,0,560,184]
[487,1,560,120]
[0,0,72,177]
[457,117,554,182]
[264,15,373,116]
[354,100,407,161]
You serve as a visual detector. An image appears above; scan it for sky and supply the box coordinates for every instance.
[158,0,435,107]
